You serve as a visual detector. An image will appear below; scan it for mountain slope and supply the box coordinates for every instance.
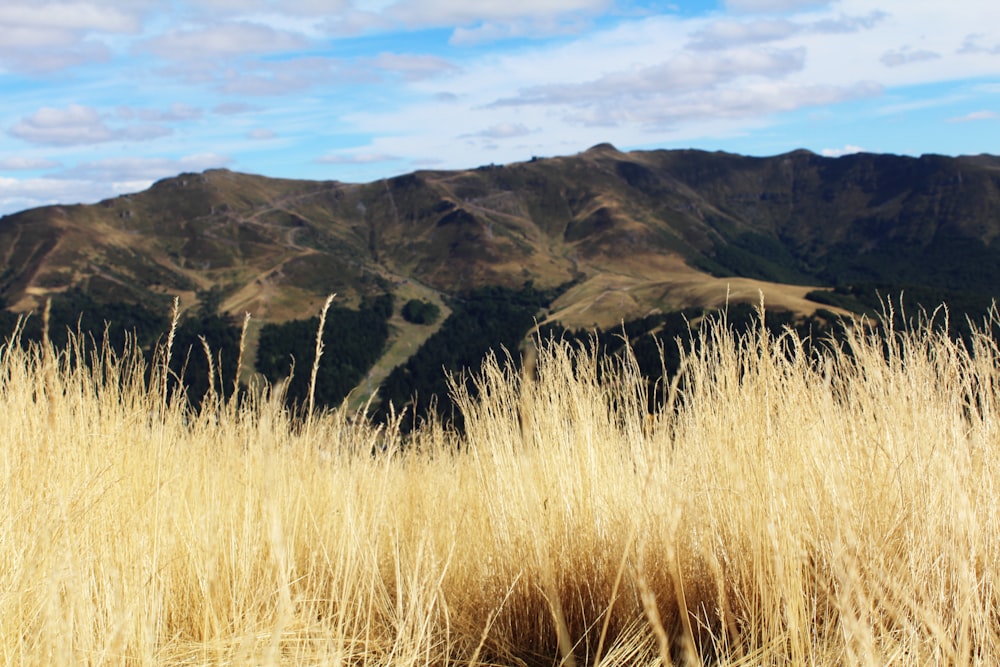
[3,145,1000,330]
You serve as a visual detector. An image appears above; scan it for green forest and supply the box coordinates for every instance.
[375,284,560,429]
[2,280,990,430]
[0,290,248,406]
[255,294,393,413]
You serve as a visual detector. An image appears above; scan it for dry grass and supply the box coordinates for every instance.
[3,301,1000,666]
[545,256,849,331]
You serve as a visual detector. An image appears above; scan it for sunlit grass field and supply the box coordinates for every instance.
[3,300,1000,666]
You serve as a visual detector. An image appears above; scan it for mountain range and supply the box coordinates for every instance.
[3,144,1000,408]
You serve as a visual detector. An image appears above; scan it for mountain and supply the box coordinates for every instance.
[3,145,1000,411]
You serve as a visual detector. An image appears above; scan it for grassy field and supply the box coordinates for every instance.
[2,300,1000,666]
[544,255,850,331]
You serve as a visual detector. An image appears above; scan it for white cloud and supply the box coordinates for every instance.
[688,11,885,50]
[821,144,866,157]
[163,56,349,96]
[367,52,459,80]
[317,152,402,164]
[143,104,203,122]
[490,48,810,108]
[810,11,886,34]
[213,102,262,115]
[317,10,393,37]
[215,57,348,95]
[9,105,113,146]
[0,150,221,213]
[0,26,80,49]
[467,123,534,139]
[0,29,114,73]
[559,80,882,128]
[335,8,903,170]
[118,103,204,122]
[687,19,800,50]
[387,0,610,26]
[370,0,613,44]
[53,153,231,182]
[0,176,112,215]
[272,0,352,13]
[876,94,967,116]
[725,0,830,13]
[0,157,61,170]
[958,33,1000,55]
[450,16,592,45]
[0,157,227,216]
[880,47,941,67]
[0,3,140,73]
[948,110,999,122]
[0,3,139,33]
[174,0,609,33]
[9,105,171,146]
[140,22,308,61]
[193,0,350,15]
[248,128,277,139]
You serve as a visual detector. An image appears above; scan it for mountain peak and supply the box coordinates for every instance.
[585,142,620,154]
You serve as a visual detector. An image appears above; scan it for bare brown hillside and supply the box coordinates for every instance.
[3,145,999,326]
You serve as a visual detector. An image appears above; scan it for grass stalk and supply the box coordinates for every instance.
[2,305,1000,665]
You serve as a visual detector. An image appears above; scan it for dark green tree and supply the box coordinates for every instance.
[401,299,440,325]
[376,283,559,430]
[255,296,392,412]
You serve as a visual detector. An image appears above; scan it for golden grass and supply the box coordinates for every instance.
[545,255,850,331]
[3,301,1000,665]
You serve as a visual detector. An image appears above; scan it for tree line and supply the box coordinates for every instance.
[255,294,392,413]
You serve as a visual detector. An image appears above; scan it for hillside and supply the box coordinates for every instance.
[3,145,1000,413]
[4,146,1000,324]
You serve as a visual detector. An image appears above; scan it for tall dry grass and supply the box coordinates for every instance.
[2,302,1000,666]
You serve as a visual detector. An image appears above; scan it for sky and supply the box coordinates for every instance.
[0,0,999,216]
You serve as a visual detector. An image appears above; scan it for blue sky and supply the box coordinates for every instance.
[0,0,999,215]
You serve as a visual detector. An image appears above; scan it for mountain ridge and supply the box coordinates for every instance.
[3,144,1000,332]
